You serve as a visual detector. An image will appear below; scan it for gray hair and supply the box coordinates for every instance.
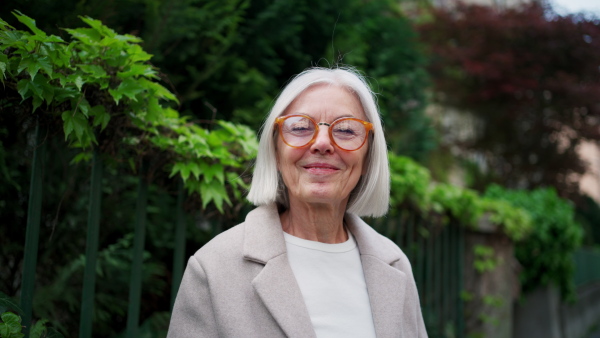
[247,67,390,217]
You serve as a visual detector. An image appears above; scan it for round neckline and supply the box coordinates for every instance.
[283,231,357,253]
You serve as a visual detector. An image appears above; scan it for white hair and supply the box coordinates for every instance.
[247,67,390,217]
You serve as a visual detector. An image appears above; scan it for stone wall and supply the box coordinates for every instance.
[513,282,600,338]
[464,222,520,338]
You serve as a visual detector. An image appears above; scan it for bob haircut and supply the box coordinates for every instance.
[247,67,390,217]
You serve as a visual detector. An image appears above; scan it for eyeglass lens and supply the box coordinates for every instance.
[281,116,367,150]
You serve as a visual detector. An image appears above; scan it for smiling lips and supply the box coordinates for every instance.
[302,163,340,174]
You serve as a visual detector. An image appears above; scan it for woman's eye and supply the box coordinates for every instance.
[335,128,356,135]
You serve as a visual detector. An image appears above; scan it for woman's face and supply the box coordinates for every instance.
[276,84,369,208]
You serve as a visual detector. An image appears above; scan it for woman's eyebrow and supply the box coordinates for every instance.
[295,113,356,120]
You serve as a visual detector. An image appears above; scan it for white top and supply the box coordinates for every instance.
[284,231,377,338]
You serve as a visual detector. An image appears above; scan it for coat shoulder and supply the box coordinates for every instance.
[191,222,246,264]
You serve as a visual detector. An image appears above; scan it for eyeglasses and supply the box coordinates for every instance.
[275,115,373,151]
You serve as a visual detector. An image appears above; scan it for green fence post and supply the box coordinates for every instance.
[457,223,465,337]
[171,180,186,310]
[79,149,103,338]
[407,212,415,263]
[438,225,446,333]
[425,220,433,310]
[449,223,458,335]
[126,164,148,337]
[395,212,405,251]
[416,216,424,291]
[20,122,45,336]
[442,224,452,330]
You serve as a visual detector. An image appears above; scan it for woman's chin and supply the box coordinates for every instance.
[291,188,350,206]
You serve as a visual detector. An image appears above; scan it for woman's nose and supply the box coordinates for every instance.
[310,126,334,154]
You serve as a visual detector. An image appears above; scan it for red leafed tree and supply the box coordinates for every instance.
[418,2,600,198]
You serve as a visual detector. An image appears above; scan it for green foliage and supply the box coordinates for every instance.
[0,294,22,317]
[389,153,431,211]
[473,245,499,274]
[0,12,258,212]
[0,312,22,338]
[32,233,167,334]
[326,0,435,159]
[0,292,63,338]
[480,198,532,241]
[430,184,481,227]
[0,312,63,338]
[484,184,584,299]
[389,153,532,242]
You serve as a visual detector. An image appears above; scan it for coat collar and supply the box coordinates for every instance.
[243,204,408,338]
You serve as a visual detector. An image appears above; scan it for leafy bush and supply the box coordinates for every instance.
[0,11,257,335]
[484,184,584,298]
[389,153,431,211]
[389,153,532,242]
[0,11,258,211]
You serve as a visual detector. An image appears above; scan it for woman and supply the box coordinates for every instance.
[168,67,427,337]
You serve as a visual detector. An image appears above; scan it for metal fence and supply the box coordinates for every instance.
[18,127,465,337]
[16,125,597,337]
[18,123,189,337]
[373,213,466,338]
[18,127,465,336]
[573,247,600,287]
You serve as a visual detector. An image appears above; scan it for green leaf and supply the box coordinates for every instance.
[199,179,231,213]
[45,327,65,338]
[0,323,8,337]
[202,163,224,184]
[0,30,26,50]
[29,319,47,338]
[137,78,178,103]
[109,78,145,104]
[89,105,110,130]
[76,96,91,117]
[70,152,92,164]
[145,97,162,123]
[77,64,107,78]
[32,72,52,104]
[75,76,84,91]
[62,110,89,141]
[13,11,46,37]
[16,79,31,100]
[32,95,43,113]
[33,56,52,78]
[0,54,7,80]
[0,292,23,315]
[1,311,23,335]
[0,18,14,29]
[53,87,78,102]
[17,57,33,75]
[64,28,101,45]
[80,16,115,38]
[170,162,190,181]
[117,64,157,79]
[188,162,201,180]
[126,44,152,62]
[29,34,64,43]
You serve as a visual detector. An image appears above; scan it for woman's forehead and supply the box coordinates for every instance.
[282,84,367,121]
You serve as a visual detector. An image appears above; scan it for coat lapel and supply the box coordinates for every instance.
[346,213,408,338]
[243,205,316,338]
[241,205,408,338]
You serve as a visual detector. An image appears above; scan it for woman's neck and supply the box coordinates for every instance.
[280,201,348,244]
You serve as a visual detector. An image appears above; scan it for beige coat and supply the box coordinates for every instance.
[167,204,428,337]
